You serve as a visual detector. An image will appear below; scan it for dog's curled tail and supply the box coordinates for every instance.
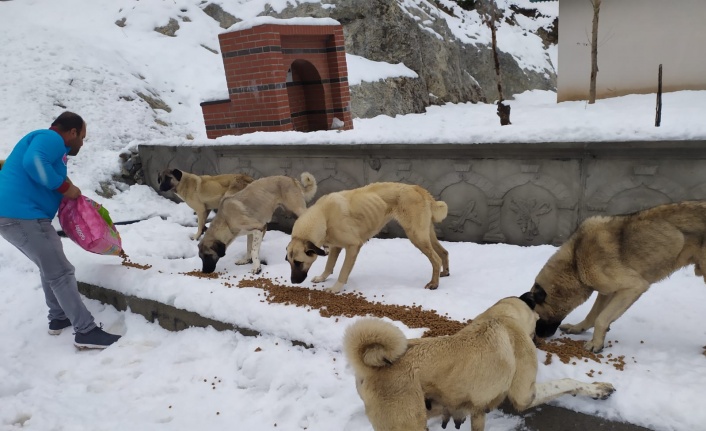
[343,318,408,375]
[431,200,448,223]
[299,172,318,202]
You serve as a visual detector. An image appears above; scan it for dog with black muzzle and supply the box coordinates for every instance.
[286,182,449,293]
[198,172,316,275]
[157,168,254,240]
[526,201,706,355]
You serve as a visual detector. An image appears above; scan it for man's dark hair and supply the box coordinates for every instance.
[51,111,84,133]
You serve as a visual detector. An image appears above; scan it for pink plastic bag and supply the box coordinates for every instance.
[58,196,123,256]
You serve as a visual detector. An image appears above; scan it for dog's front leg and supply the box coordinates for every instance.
[192,207,208,240]
[248,230,264,274]
[235,233,254,265]
[325,246,360,294]
[313,247,341,283]
[585,285,647,353]
[560,292,613,335]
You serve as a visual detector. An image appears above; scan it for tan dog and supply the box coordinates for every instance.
[343,296,616,431]
[286,182,450,293]
[199,172,317,275]
[158,168,254,240]
[526,201,706,354]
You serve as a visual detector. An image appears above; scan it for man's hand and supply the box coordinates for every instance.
[62,182,82,199]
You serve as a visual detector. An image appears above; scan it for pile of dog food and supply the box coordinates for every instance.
[114,254,630,371]
[235,275,631,371]
[237,274,468,338]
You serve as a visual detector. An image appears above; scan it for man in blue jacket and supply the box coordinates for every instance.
[0,112,121,349]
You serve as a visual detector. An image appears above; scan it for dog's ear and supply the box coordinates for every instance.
[519,292,536,309]
[213,240,226,258]
[531,284,546,304]
[304,241,327,257]
[171,169,183,181]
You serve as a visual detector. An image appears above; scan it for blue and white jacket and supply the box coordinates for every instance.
[0,129,69,219]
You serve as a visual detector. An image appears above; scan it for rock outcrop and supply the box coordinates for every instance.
[264,0,556,118]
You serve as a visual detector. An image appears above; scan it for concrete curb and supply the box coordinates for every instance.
[78,281,653,431]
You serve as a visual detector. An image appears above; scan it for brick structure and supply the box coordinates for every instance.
[200,20,353,138]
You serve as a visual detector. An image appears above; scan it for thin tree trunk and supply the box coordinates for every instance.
[588,0,601,104]
[488,7,511,125]
[655,64,662,127]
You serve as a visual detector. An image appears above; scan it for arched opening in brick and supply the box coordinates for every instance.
[287,59,328,132]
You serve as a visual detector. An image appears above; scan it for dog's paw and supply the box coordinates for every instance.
[589,382,616,400]
[312,274,329,283]
[424,281,439,290]
[250,265,262,275]
[583,339,605,353]
[440,270,450,277]
[190,233,201,241]
[559,322,587,335]
[235,257,253,265]
[325,282,344,294]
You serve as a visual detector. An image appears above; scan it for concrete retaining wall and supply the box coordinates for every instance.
[139,140,706,246]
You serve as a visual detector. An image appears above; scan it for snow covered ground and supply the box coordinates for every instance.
[1,1,705,430]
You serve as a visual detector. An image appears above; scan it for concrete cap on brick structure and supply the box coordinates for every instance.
[222,16,340,33]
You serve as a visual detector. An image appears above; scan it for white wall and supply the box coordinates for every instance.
[557,0,706,102]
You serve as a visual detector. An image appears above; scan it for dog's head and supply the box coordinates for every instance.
[492,296,539,339]
[198,239,226,273]
[285,238,327,284]
[526,254,588,338]
[157,168,182,192]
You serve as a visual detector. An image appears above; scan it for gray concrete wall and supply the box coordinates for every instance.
[140,141,706,246]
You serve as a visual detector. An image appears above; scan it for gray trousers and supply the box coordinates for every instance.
[0,217,96,333]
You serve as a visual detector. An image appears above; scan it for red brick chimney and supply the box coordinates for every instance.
[201,20,353,139]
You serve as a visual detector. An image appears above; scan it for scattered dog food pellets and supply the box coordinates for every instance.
[119,250,152,270]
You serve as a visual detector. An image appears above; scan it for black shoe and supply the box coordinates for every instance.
[74,325,121,350]
[48,318,72,335]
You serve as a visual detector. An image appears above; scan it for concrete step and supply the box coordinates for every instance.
[77,281,654,431]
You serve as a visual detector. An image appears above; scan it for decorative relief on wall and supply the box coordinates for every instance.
[431,167,494,242]
[605,186,671,215]
[495,169,575,246]
[447,200,482,233]
[509,197,552,241]
[585,164,685,214]
[376,161,432,191]
[500,183,558,245]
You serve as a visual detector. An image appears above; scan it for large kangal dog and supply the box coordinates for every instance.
[285,182,449,293]
[526,201,706,354]
[198,173,316,274]
[343,296,615,431]
[158,168,254,240]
